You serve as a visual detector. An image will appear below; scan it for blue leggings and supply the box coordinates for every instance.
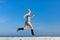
[25,21,28,24]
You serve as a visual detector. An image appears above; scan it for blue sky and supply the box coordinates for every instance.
[0,0,60,36]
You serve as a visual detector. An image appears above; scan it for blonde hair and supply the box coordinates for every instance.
[27,9,31,13]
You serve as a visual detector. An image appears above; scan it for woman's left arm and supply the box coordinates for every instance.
[30,14,35,19]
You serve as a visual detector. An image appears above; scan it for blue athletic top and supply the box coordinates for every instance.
[26,15,30,18]
[25,15,31,24]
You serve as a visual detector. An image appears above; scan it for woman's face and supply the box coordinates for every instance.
[27,10,30,13]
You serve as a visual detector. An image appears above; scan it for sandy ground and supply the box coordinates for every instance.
[0,37,60,40]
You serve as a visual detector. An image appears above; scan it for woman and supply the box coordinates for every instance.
[17,9,35,36]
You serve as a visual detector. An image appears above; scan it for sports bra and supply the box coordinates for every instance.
[26,15,31,18]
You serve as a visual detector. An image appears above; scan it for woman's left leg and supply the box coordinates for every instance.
[28,22,35,36]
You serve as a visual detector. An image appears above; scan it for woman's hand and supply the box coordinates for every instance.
[31,14,35,19]
[33,14,35,17]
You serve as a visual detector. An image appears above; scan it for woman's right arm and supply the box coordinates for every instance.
[24,14,28,18]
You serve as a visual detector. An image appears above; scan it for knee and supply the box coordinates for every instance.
[30,27,33,29]
[24,28,27,30]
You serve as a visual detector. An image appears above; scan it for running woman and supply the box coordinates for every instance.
[17,9,35,36]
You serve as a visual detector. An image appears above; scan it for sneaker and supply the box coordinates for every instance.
[17,28,20,32]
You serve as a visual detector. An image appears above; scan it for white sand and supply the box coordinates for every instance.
[0,37,60,40]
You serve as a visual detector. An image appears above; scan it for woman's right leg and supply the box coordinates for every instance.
[17,24,27,32]
[24,24,28,30]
